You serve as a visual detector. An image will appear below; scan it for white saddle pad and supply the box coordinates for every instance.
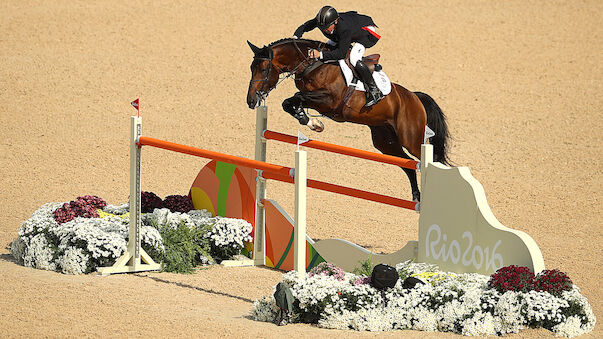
[338,59,392,95]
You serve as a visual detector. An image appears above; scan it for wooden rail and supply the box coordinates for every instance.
[263,130,419,170]
[262,171,418,211]
[138,136,292,177]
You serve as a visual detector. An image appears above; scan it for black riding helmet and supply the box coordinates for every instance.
[316,6,339,29]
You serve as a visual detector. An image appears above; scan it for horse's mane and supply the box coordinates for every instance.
[253,38,321,60]
[268,38,321,48]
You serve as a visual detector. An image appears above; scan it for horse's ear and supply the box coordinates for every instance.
[247,40,261,55]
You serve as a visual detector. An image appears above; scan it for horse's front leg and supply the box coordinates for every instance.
[282,93,324,132]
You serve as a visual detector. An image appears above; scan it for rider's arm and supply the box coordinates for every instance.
[320,30,352,61]
[293,18,317,38]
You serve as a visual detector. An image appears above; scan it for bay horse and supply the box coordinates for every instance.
[246,38,450,202]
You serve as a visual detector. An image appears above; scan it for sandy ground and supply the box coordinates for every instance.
[1,0,601,337]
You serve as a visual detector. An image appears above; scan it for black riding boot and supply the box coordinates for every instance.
[354,61,384,107]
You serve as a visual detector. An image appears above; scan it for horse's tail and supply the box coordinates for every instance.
[414,91,451,165]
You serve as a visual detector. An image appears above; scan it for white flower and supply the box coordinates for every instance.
[553,316,586,338]
[205,217,253,248]
[461,311,498,336]
[58,247,89,274]
[251,267,596,337]
[10,237,27,264]
[142,208,195,230]
[17,202,62,246]
[141,225,164,252]
[410,306,439,332]
[494,291,525,333]
[103,203,129,215]
[12,202,164,275]
[250,296,281,323]
[54,217,128,260]
[550,287,597,337]
[22,233,57,271]
[522,290,569,325]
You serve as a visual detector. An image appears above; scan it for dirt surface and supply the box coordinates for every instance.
[1,1,601,337]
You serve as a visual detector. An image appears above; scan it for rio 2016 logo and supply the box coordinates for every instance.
[425,224,503,271]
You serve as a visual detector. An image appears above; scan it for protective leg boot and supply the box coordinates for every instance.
[354,61,384,106]
[282,97,309,125]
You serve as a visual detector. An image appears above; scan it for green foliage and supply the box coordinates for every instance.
[142,242,163,265]
[352,255,374,277]
[209,240,239,261]
[159,224,197,273]
[157,222,212,274]
[292,296,333,324]
[563,297,590,326]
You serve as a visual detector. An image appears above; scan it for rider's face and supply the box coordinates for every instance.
[323,22,336,34]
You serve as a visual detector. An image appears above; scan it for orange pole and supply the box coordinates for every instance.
[138,135,417,210]
[263,130,419,170]
[138,136,292,177]
[262,171,418,211]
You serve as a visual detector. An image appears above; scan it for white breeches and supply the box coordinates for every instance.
[350,43,366,66]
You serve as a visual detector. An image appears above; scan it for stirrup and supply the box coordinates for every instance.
[365,90,384,107]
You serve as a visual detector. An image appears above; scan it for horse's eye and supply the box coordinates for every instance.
[261,68,269,76]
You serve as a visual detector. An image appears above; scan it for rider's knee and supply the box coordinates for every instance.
[350,43,366,65]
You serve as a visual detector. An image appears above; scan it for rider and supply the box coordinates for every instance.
[293,6,384,106]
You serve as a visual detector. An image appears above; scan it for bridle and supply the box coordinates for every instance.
[249,47,279,101]
[250,40,321,101]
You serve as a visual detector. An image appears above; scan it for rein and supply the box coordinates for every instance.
[251,40,323,99]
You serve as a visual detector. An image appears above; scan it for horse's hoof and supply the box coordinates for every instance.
[307,118,324,132]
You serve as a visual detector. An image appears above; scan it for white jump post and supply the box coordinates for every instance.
[255,105,308,277]
[253,105,268,266]
[294,149,308,278]
[97,116,161,275]
[420,143,433,189]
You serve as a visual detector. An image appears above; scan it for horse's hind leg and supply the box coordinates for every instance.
[369,126,421,202]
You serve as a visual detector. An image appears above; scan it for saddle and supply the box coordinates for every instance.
[302,50,381,77]
[334,52,391,116]
[359,54,382,73]
[300,48,391,117]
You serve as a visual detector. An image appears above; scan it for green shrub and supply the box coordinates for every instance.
[158,222,212,273]
[352,255,373,277]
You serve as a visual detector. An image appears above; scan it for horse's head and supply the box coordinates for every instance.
[246,41,280,109]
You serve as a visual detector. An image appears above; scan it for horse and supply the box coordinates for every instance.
[246,38,450,202]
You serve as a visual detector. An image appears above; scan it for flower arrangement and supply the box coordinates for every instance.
[141,191,164,213]
[488,265,535,293]
[163,194,194,213]
[309,262,346,281]
[411,271,455,284]
[11,202,156,274]
[251,261,596,337]
[534,269,573,297]
[53,195,107,224]
[141,191,194,213]
[11,195,254,274]
[204,216,252,261]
